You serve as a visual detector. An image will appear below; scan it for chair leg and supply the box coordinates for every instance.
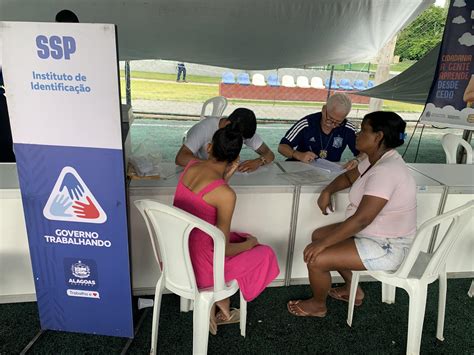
[192,296,213,355]
[239,291,247,337]
[382,283,396,304]
[437,272,447,341]
[468,280,474,298]
[347,271,361,327]
[406,283,428,355]
[150,277,164,355]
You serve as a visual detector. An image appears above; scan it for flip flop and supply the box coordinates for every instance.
[216,308,240,326]
[287,300,327,318]
[328,288,363,307]
[209,319,217,336]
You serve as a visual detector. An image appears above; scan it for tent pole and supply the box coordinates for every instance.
[125,60,131,106]
[457,130,472,163]
[327,65,334,100]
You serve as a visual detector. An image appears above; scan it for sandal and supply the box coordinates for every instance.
[328,288,363,307]
[287,300,327,318]
[216,308,240,325]
[209,319,217,335]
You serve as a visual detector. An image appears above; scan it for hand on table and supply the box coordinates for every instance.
[294,151,317,164]
[237,159,262,173]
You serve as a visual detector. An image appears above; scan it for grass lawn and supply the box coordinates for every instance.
[318,61,415,73]
[121,78,424,113]
[120,70,221,84]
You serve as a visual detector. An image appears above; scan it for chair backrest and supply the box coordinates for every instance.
[296,76,310,88]
[252,73,266,86]
[134,200,228,298]
[395,201,474,280]
[353,80,366,90]
[222,72,235,84]
[267,74,280,87]
[310,76,325,89]
[441,133,473,164]
[237,73,251,85]
[339,78,353,90]
[325,78,339,89]
[281,75,296,87]
[200,96,228,118]
[367,80,375,88]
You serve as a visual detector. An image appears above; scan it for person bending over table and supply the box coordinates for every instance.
[175,107,275,172]
[278,93,364,170]
[174,125,279,334]
[288,111,416,317]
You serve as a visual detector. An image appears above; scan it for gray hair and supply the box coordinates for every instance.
[327,93,352,114]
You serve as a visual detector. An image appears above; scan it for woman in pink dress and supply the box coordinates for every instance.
[173,125,279,334]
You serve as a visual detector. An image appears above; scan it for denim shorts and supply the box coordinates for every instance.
[354,235,414,271]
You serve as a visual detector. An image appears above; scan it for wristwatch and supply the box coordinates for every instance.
[259,156,266,165]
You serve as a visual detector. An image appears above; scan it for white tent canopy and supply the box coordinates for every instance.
[0,0,432,69]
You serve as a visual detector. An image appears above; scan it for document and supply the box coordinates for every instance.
[310,159,345,174]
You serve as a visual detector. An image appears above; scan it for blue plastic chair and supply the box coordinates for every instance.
[367,80,375,89]
[222,72,235,84]
[267,74,280,87]
[325,78,339,89]
[339,79,353,90]
[353,80,366,91]
[237,73,251,85]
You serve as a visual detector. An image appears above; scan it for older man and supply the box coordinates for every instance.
[278,93,362,170]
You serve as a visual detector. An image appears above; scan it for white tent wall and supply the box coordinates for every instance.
[0,0,432,69]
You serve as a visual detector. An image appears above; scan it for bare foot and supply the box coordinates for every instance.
[215,298,231,321]
[287,299,327,317]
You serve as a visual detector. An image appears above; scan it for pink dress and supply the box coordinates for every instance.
[173,161,280,301]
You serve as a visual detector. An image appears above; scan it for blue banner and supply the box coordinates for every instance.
[2,22,134,337]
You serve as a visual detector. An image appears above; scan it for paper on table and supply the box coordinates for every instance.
[278,169,333,185]
[310,159,345,174]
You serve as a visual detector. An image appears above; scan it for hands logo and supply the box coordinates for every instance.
[43,167,107,223]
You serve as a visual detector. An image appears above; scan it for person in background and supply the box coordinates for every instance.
[174,125,279,334]
[278,93,364,170]
[175,107,275,172]
[177,62,187,82]
[287,111,416,317]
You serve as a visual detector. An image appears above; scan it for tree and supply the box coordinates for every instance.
[395,5,447,61]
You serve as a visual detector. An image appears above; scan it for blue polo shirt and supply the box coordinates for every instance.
[280,112,359,162]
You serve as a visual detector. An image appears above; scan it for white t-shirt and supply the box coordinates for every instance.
[184,117,264,160]
[345,150,417,238]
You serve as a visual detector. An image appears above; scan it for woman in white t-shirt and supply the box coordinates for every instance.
[288,111,416,317]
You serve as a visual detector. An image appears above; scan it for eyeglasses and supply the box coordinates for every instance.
[324,110,345,127]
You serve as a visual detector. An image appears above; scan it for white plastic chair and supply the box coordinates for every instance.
[252,73,266,86]
[296,76,310,88]
[134,200,247,355]
[310,76,325,89]
[441,133,473,164]
[200,96,228,119]
[281,75,296,88]
[347,201,474,355]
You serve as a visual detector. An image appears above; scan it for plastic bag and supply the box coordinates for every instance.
[129,139,162,177]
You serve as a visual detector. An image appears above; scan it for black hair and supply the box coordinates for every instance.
[363,111,406,149]
[227,108,256,139]
[211,126,243,163]
[55,10,79,23]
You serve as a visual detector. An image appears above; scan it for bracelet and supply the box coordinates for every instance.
[259,156,266,165]
[291,150,296,160]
